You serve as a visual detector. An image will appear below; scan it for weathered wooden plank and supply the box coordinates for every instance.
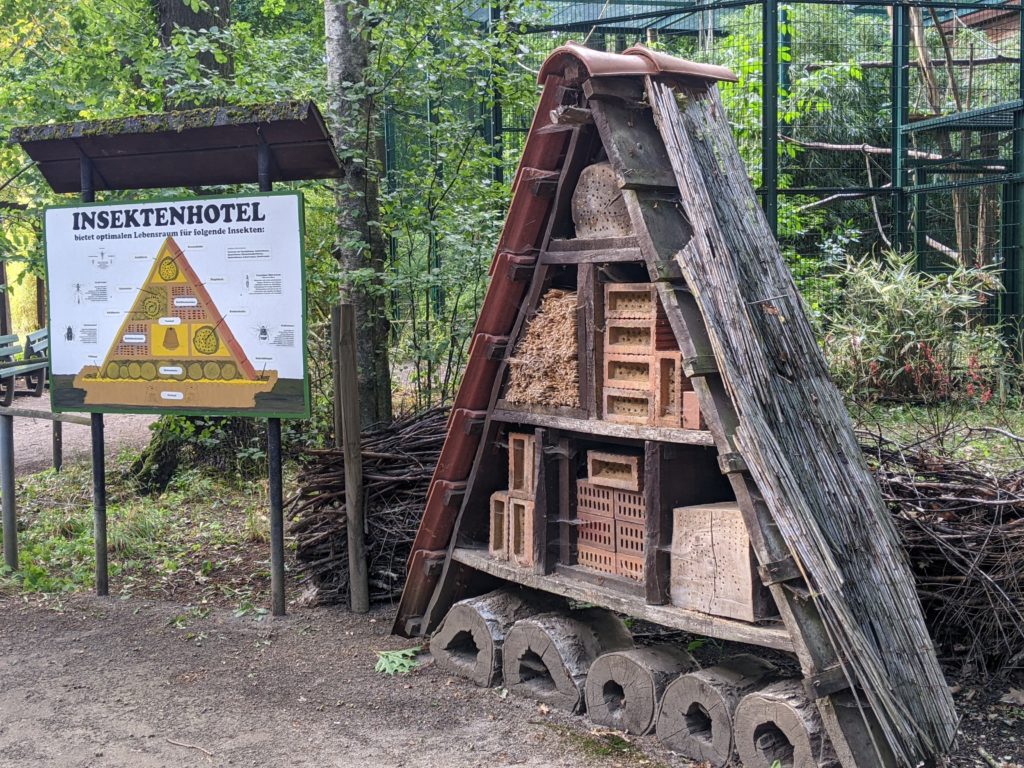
[547,235,638,252]
[589,98,677,190]
[453,546,795,652]
[539,247,643,264]
[644,77,953,766]
[490,408,714,446]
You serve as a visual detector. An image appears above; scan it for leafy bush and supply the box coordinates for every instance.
[821,251,1008,403]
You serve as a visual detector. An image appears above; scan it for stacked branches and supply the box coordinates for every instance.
[505,289,580,408]
[864,432,1024,672]
[650,79,957,764]
[287,407,447,605]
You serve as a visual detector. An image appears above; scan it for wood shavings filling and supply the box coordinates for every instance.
[505,289,580,408]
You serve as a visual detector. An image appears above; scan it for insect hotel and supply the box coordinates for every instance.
[394,44,957,768]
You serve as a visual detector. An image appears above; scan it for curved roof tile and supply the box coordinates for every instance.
[538,41,737,84]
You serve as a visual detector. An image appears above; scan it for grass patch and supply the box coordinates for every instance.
[0,451,296,610]
[542,723,667,766]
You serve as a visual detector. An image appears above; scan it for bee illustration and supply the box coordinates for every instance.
[65,326,74,342]
[255,325,270,342]
[73,283,83,304]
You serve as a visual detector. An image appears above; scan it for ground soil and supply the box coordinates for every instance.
[0,596,673,768]
[1,594,1021,768]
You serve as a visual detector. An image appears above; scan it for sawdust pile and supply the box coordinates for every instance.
[505,289,580,408]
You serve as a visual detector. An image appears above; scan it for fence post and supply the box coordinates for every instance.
[338,303,368,612]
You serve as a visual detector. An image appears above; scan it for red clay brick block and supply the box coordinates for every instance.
[489,491,510,560]
[578,512,615,551]
[604,353,651,391]
[613,489,646,524]
[615,519,645,558]
[587,450,643,492]
[577,480,614,517]
[577,545,616,575]
[508,432,537,499]
[616,553,645,581]
[682,390,706,431]
[605,283,658,320]
[653,352,694,428]
[603,387,653,424]
[509,497,535,567]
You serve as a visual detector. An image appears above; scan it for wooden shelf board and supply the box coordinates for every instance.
[451,547,794,652]
[547,236,639,252]
[540,247,644,265]
[491,407,716,447]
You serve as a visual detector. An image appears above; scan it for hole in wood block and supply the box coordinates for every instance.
[508,432,536,497]
[605,284,656,320]
[489,492,509,559]
[518,649,557,694]
[603,680,627,713]
[685,703,714,744]
[615,520,645,556]
[752,723,795,768]
[578,545,616,574]
[603,389,653,424]
[578,512,615,551]
[577,480,614,517]
[616,553,645,581]
[605,357,651,390]
[587,451,643,492]
[443,630,481,668]
[614,490,646,524]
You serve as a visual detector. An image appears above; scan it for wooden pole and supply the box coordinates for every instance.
[0,413,16,571]
[338,302,368,612]
[331,305,343,450]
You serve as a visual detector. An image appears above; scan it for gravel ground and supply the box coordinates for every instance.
[10,403,153,476]
[0,596,668,768]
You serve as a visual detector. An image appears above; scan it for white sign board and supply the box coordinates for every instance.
[44,192,308,417]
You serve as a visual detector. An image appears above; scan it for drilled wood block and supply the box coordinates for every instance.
[670,502,774,622]
[681,390,706,431]
[603,387,653,424]
[578,544,616,575]
[587,450,643,492]
[617,553,645,582]
[509,497,536,568]
[577,480,614,518]
[604,353,652,391]
[508,432,536,499]
[605,283,657,320]
[614,489,646,524]
[489,491,510,560]
[578,512,615,552]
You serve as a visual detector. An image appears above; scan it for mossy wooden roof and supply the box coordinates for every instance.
[10,101,341,193]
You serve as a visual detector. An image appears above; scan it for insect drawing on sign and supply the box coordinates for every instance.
[65,326,74,342]
[74,283,83,304]
[253,323,271,343]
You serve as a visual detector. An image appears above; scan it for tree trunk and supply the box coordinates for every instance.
[323,0,393,428]
[153,0,232,108]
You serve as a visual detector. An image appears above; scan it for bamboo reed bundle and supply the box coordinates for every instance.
[647,79,958,764]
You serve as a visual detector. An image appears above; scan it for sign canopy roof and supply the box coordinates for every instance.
[10,100,341,193]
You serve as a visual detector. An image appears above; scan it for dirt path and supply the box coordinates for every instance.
[0,596,672,768]
[12,410,154,476]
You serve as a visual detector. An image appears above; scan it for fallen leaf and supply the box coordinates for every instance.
[999,688,1024,706]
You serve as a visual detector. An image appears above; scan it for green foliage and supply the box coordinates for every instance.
[374,645,422,675]
[822,251,1008,403]
[0,452,280,604]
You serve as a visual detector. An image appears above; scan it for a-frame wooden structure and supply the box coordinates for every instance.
[395,44,957,767]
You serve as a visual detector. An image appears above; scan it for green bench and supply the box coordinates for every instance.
[0,328,49,407]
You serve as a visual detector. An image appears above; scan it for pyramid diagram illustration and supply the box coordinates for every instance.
[74,236,276,409]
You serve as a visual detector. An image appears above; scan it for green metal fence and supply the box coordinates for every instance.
[485,0,1024,322]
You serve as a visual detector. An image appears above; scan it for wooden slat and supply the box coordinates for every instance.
[490,408,714,446]
[452,546,794,651]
